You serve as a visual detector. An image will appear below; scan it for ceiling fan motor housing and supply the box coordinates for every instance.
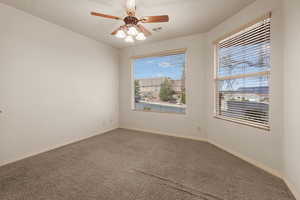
[124,16,139,25]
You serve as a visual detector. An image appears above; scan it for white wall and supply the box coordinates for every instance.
[0,3,119,166]
[283,0,300,198]
[204,0,284,174]
[119,34,207,140]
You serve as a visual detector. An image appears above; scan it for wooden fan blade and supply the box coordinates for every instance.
[136,24,152,36]
[91,12,122,20]
[141,15,169,23]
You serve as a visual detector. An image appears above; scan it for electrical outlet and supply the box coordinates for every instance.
[197,126,201,133]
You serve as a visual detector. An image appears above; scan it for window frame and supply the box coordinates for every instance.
[213,13,272,131]
[130,48,188,115]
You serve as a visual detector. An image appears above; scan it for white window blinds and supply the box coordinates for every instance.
[214,13,272,130]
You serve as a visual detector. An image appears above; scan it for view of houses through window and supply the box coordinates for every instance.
[133,52,186,114]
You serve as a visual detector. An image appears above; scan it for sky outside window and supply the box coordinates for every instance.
[134,54,185,80]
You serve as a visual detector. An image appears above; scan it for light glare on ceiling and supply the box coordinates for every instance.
[126,0,136,10]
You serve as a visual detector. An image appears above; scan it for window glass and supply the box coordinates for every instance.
[133,53,186,114]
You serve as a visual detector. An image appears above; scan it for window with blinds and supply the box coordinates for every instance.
[214,13,271,130]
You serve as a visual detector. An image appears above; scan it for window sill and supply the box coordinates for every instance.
[132,109,186,115]
[214,115,270,131]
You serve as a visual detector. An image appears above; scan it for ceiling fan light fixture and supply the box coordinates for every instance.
[125,35,134,43]
[136,32,146,41]
[91,4,169,43]
[115,29,126,38]
[127,26,139,36]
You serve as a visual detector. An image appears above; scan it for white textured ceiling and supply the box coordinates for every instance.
[0,0,256,48]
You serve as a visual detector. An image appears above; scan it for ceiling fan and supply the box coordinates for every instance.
[91,0,169,43]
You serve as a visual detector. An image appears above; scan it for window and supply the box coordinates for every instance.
[132,49,186,114]
[214,13,272,130]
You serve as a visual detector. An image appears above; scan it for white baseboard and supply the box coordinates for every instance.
[121,127,207,142]
[208,141,282,178]
[124,127,300,199]
[122,126,282,178]
[284,178,300,200]
[122,127,300,199]
[0,126,118,168]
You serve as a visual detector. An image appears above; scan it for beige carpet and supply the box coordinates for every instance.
[0,129,295,200]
